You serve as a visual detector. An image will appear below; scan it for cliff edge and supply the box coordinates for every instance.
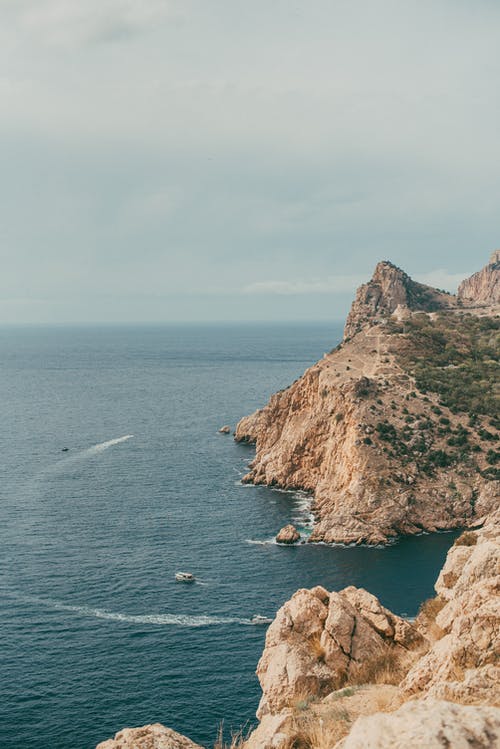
[96,511,500,748]
[235,253,499,544]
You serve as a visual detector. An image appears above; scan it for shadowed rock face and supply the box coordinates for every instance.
[458,250,500,306]
[343,261,452,341]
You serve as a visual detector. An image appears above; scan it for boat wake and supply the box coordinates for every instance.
[31,435,134,482]
[8,592,265,628]
[84,435,134,455]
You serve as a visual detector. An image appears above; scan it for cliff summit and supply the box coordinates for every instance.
[235,252,499,544]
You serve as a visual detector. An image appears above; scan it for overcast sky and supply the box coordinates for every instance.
[1,0,499,323]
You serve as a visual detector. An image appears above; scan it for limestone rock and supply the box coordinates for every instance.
[96,723,203,749]
[256,585,423,718]
[336,698,500,748]
[276,525,300,544]
[219,425,231,434]
[458,250,500,305]
[401,511,500,705]
[344,261,452,340]
[235,254,499,545]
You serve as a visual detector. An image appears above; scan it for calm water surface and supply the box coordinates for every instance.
[0,324,457,749]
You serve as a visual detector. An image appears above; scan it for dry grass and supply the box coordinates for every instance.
[454,530,478,546]
[418,595,446,621]
[349,648,406,686]
[213,723,251,749]
[308,633,326,663]
[284,712,351,749]
[287,686,319,712]
[416,595,446,642]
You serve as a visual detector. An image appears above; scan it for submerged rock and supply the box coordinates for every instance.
[276,525,300,544]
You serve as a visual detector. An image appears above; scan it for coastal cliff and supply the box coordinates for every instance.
[235,254,499,544]
[96,510,500,748]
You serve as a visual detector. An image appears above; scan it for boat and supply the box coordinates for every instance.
[175,572,195,582]
[61,448,69,452]
[251,614,272,625]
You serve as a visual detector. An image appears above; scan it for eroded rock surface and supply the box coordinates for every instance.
[401,510,500,705]
[344,261,452,341]
[256,584,422,718]
[96,724,203,749]
[276,525,300,544]
[458,250,500,306]
[236,254,499,545]
[336,698,500,749]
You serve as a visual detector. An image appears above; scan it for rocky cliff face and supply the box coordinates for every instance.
[235,254,499,545]
[245,511,500,749]
[458,250,500,306]
[95,514,500,749]
[344,261,452,341]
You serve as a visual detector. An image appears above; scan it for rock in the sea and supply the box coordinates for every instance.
[96,723,203,749]
[276,525,300,544]
[218,425,231,434]
[256,584,423,718]
[336,698,500,748]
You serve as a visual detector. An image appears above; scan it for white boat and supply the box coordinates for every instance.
[175,572,195,582]
[251,614,272,625]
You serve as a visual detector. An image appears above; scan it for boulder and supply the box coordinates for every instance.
[256,585,423,718]
[276,525,300,544]
[96,723,203,749]
[218,425,231,434]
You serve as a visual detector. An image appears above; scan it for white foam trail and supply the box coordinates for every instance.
[8,593,255,627]
[31,435,134,482]
[85,435,133,454]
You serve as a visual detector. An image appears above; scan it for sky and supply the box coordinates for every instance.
[1,0,499,323]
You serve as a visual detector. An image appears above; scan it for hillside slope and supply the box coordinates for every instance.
[235,255,499,544]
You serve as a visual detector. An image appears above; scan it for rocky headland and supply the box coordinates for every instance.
[235,252,499,545]
[96,252,499,748]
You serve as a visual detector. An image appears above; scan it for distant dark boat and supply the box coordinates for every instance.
[61,448,69,452]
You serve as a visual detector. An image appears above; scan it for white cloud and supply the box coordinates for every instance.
[243,276,366,295]
[414,270,471,293]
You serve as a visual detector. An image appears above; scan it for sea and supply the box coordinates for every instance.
[0,323,458,749]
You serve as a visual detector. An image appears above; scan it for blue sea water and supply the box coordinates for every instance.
[0,323,458,749]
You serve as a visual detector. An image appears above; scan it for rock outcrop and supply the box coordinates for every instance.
[458,250,500,306]
[344,261,452,341]
[236,253,499,545]
[276,525,300,544]
[337,698,500,748]
[96,724,204,749]
[401,509,500,705]
[256,585,423,718]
